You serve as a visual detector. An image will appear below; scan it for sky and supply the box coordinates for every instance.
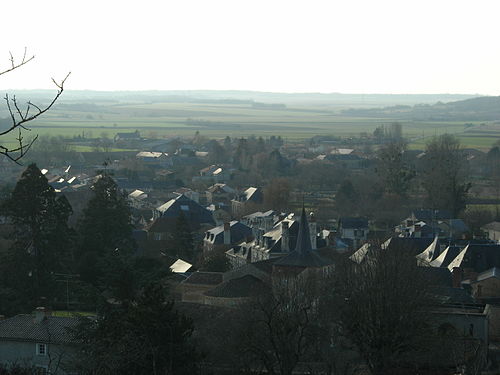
[1,0,500,94]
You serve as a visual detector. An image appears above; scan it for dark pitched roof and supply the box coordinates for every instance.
[183,272,223,286]
[447,244,500,273]
[0,315,79,344]
[156,194,215,226]
[204,275,267,298]
[274,208,331,268]
[235,187,263,203]
[420,267,453,287]
[205,221,252,245]
[384,237,435,256]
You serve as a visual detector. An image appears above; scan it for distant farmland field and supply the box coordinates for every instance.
[3,95,500,150]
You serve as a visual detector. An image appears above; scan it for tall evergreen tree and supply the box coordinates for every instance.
[0,164,73,313]
[77,174,134,284]
[72,283,199,375]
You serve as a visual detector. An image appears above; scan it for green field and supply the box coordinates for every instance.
[3,96,500,150]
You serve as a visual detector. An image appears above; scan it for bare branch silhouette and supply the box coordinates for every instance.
[0,49,70,163]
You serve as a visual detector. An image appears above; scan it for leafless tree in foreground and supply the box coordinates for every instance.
[0,48,70,163]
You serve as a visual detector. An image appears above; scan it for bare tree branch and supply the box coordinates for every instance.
[0,48,35,76]
[0,51,70,163]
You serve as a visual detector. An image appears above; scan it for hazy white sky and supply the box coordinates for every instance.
[2,0,499,94]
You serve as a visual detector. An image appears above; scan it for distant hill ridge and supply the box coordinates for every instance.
[342,95,500,121]
[1,89,478,107]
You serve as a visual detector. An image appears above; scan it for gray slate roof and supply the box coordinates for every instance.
[0,315,79,344]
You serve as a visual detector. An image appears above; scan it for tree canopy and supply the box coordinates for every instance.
[421,134,470,216]
[0,163,73,314]
[77,174,135,284]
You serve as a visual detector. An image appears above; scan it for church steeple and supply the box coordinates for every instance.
[294,206,313,254]
[274,207,331,269]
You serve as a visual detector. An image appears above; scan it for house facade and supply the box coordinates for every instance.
[0,308,79,374]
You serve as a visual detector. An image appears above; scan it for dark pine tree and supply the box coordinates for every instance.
[77,174,135,285]
[0,163,73,314]
[72,283,199,375]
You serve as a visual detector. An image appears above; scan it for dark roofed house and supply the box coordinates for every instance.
[447,244,500,275]
[396,209,467,239]
[384,236,435,256]
[338,217,369,249]
[154,194,215,226]
[0,308,79,374]
[231,187,264,217]
[206,183,236,205]
[114,130,140,142]
[146,195,215,252]
[203,221,253,253]
[193,165,230,183]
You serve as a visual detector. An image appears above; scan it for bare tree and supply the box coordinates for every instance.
[214,273,326,375]
[420,134,471,217]
[332,244,438,375]
[0,48,70,163]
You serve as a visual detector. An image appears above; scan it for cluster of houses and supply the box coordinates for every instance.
[3,175,500,368]
[2,130,500,372]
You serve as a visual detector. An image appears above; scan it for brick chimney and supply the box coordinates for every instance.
[223,222,231,245]
[33,307,50,323]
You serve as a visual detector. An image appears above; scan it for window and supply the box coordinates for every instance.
[154,232,165,241]
[35,366,48,375]
[36,343,47,356]
[354,229,364,238]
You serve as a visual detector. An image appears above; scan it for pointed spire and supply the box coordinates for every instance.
[294,206,312,254]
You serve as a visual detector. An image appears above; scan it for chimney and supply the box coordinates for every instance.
[281,221,289,252]
[223,222,231,245]
[309,213,317,250]
[33,307,50,323]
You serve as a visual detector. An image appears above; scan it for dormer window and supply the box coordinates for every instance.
[36,343,47,356]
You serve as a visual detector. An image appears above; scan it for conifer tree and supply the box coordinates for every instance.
[77,174,135,284]
[72,283,199,375]
[0,163,73,313]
